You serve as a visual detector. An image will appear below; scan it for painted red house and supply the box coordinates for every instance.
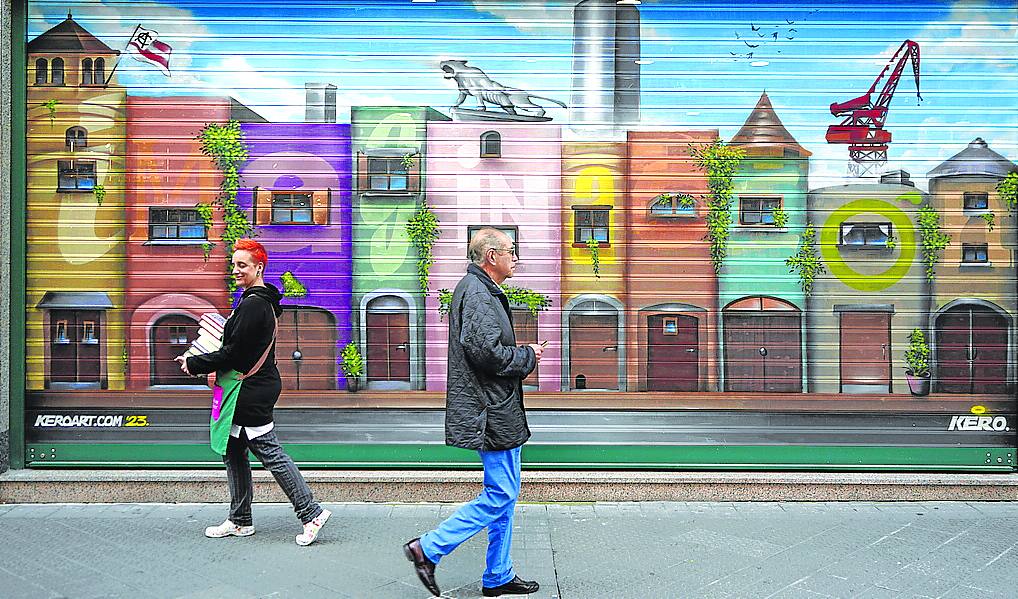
[124,96,264,389]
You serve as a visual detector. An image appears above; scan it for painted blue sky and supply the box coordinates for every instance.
[29,0,1017,189]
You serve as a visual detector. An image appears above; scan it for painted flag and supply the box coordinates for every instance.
[127,26,172,76]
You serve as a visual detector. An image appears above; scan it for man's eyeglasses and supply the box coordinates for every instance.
[490,246,517,257]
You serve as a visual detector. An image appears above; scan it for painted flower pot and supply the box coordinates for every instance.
[346,377,360,393]
[905,372,930,397]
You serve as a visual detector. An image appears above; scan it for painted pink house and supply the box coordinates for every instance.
[424,122,562,391]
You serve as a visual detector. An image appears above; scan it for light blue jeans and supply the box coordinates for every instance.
[420,446,522,588]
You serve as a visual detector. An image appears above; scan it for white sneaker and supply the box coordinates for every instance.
[204,519,255,538]
[295,509,331,546]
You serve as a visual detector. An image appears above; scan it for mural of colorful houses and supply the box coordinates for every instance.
[21,11,1018,403]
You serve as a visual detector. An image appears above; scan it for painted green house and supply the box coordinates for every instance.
[350,106,449,390]
[719,92,811,393]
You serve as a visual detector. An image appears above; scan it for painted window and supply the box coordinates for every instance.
[480,131,501,157]
[57,160,96,191]
[81,58,93,85]
[54,320,69,343]
[149,208,207,240]
[961,243,989,264]
[35,58,48,84]
[65,126,87,150]
[467,225,519,258]
[739,196,782,225]
[368,157,408,191]
[51,57,64,86]
[93,58,105,85]
[271,192,314,224]
[168,326,190,345]
[839,222,891,247]
[574,208,610,244]
[650,193,696,217]
[963,192,988,210]
[82,320,98,344]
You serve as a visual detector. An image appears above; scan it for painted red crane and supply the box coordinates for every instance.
[826,39,922,175]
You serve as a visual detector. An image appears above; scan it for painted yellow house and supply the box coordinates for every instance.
[26,14,127,390]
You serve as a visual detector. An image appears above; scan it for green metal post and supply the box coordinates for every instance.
[9,0,27,469]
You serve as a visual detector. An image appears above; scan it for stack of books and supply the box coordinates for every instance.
[183,313,227,357]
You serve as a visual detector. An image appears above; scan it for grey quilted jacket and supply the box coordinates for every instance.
[445,264,537,451]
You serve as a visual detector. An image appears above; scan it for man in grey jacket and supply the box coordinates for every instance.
[404,228,544,597]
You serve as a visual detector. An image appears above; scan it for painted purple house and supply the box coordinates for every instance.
[424,122,563,391]
[237,123,353,391]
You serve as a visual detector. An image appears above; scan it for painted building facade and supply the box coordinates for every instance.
[625,130,719,392]
[560,142,628,391]
[123,96,256,390]
[26,15,127,391]
[424,122,563,391]
[927,139,1017,395]
[721,92,811,393]
[238,123,354,392]
[351,106,449,390]
[806,179,932,394]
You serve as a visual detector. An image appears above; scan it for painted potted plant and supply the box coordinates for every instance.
[341,342,364,392]
[904,328,931,397]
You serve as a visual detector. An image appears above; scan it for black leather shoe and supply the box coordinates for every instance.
[482,575,540,596]
[402,538,440,596]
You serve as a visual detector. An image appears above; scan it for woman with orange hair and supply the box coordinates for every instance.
[176,239,330,546]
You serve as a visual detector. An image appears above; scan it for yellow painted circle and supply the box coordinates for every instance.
[971,405,987,415]
[819,198,917,292]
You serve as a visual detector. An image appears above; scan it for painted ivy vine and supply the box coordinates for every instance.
[93,183,106,206]
[436,285,551,320]
[771,206,788,228]
[917,204,951,282]
[785,223,825,297]
[586,237,601,279]
[281,271,308,298]
[406,202,440,295]
[997,171,1017,213]
[981,211,995,232]
[690,140,744,274]
[198,121,253,291]
[42,99,58,125]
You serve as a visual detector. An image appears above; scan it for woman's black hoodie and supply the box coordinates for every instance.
[187,284,284,427]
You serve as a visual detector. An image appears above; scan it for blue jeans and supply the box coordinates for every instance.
[420,446,522,588]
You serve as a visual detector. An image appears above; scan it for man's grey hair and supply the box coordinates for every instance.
[467,228,508,265]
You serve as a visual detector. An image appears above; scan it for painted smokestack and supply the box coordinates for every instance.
[305,83,337,123]
[570,0,641,129]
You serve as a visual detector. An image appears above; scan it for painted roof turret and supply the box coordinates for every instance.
[927,138,1016,179]
[27,12,120,55]
[731,92,810,157]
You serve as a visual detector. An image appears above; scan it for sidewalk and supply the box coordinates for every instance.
[1,501,1016,598]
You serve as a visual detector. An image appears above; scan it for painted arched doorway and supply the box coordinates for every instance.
[724,297,802,393]
[150,314,198,386]
[935,303,1010,394]
[567,298,621,391]
[365,295,411,390]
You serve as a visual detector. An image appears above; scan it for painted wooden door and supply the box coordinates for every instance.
[150,315,197,386]
[839,312,891,393]
[49,309,102,387]
[725,314,802,392]
[936,305,1009,394]
[277,307,337,390]
[366,311,410,383]
[647,314,698,391]
[569,312,619,390]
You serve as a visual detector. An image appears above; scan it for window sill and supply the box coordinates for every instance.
[963,209,991,216]
[56,188,96,194]
[959,261,992,268]
[572,242,611,249]
[837,244,893,250]
[734,226,788,233]
[650,213,698,220]
[143,239,210,246]
[360,191,414,197]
